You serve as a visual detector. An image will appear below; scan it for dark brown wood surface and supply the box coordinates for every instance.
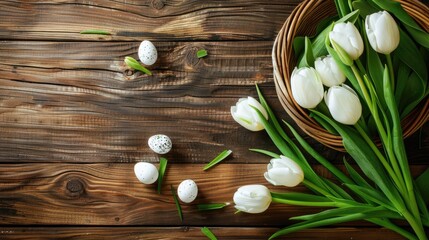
[0,0,428,239]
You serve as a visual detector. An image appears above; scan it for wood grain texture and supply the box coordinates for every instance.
[0,0,301,41]
[0,163,427,226]
[0,41,427,163]
[0,227,406,239]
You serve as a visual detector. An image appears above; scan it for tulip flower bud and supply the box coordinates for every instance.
[315,55,346,87]
[365,11,400,54]
[329,22,364,61]
[264,155,304,187]
[324,84,362,125]
[290,67,324,109]
[233,185,272,214]
[231,96,268,131]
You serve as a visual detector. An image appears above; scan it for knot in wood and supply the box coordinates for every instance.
[184,46,200,70]
[66,179,84,196]
[124,69,134,76]
[151,0,165,10]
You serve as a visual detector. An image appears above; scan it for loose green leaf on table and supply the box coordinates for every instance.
[201,227,218,240]
[124,56,152,75]
[80,29,111,35]
[203,150,232,171]
[170,185,183,222]
[197,203,230,211]
[157,157,168,194]
[197,49,208,58]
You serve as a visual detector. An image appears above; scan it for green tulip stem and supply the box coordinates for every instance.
[386,53,395,91]
[370,218,418,240]
[271,197,346,208]
[402,209,428,240]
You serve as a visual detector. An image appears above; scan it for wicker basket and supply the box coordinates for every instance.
[272,0,429,151]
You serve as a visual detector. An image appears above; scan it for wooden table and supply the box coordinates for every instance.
[0,0,427,239]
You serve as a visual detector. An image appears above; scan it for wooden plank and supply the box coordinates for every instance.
[0,163,427,226]
[0,41,427,163]
[0,227,406,239]
[0,0,301,41]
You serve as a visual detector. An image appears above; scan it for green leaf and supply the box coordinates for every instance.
[157,157,168,194]
[334,0,352,17]
[124,56,152,75]
[203,150,232,171]
[284,121,352,185]
[298,37,315,68]
[343,159,371,188]
[416,168,429,204]
[398,72,426,118]
[310,111,404,209]
[395,29,427,86]
[249,149,280,158]
[271,206,400,239]
[197,203,230,211]
[197,49,208,58]
[293,36,306,58]
[80,29,111,35]
[323,179,354,200]
[352,0,380,18]
[365,33,385,107]
[370,0,429,48]
[201,227,218,240]
[170,185,183,222]
[249,106,296,161]
[271,192,333,203]
[345,183,397,212]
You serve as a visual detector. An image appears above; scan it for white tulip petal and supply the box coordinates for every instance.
[233,185,272,214]
[330,22,364,60]
[231,97,268,131]
[365,11,399,54]
[290,67,324,109]
[325,84,362,125]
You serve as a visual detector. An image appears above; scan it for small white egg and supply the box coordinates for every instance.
[138,40,158,66]
[148,134,172,154]
[134,162,159,184]
[177,179,198,203]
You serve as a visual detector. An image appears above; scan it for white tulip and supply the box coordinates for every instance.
[314,55,346,87]
[325,84,362,125]
[233,185,272,214]
[264,156,304,187]
[365,11,400,54]
[231,96,268,131]
[329,22,364,60]
[290,67,324,109]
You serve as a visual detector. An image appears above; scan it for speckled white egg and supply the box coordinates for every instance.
[134,162,159,184]
[148,134,172,154]
[177,179,198,203]
[138,40,158,66]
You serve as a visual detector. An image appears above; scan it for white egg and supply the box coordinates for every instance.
[134,162,159,184]
[148,134,172,154]
[177,179,198,203]
[138,40,158,66]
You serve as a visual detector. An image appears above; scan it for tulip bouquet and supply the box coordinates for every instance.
[231,0,428,239]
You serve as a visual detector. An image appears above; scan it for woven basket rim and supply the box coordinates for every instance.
[272,0,429,152]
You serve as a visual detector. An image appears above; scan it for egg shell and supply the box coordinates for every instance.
[134,162,159,184]
[177,179,198,203]
[148,134,172,154]
[138,40,158,66]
